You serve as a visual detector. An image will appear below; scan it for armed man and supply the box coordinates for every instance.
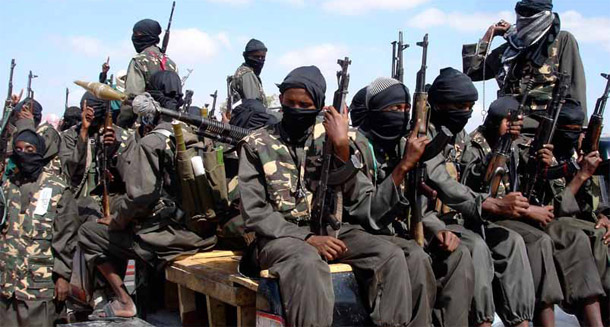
[79,70,216,319]
[421,67,536,327]
[116,19,177,128]
[58,106,81,132]
[347,77,475,327]
[459,96,564,327]
[463,0,587,127]
[230,39,268,106]
[0,127,79,326]
[239,65,415,326]
[526,100,609,327]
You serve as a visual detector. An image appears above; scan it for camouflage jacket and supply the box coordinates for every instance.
[125,45,177,96]
[231,64,267,105]
[0,171,77,301]
[463,31,587,117]
[59,124,132,200]
[239,121,374,240]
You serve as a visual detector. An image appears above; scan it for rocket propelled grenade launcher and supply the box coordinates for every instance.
[74,80,127,102]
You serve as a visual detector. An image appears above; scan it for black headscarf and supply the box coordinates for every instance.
[80,92,109,126]
[14,98,43,127]
[11,129,46,181]
[429,68,478,134]
[132,19,162,53]
[230,99,278,130]
[349,87,367,128]
[428,67,479,105]
[60,106,82,131]
[278,66,326,110]
[148,71,184,111]
[278,66,326,144]
[360,77,411,150]
[243,39,267,75]
[484,96,519,128]
[557,98,585,126]
[515,0,553,14]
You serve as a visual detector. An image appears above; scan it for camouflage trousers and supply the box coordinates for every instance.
[0,296,60,327]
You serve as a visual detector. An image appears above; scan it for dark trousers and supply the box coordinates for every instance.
[0,297,59,327]
[257,225,411,327]
[496,219,564,306]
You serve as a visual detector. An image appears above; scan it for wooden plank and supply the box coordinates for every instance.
[178,285,200,325]
[173,250,243,264]
[166,266,256,306]
[206,295,228,327]
[259,263,353,278]
[230,275,259,292]
[237,305,256,327]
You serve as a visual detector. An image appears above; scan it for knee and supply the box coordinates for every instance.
[536,233,554,253]
[406,244,431,266]
[78,221,101,246]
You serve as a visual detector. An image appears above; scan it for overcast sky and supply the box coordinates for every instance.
[1,0,609,132]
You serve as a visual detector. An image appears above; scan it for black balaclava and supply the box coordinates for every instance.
[553,98,584,160]
[360,77,411,149]
[243,39,267,76]
[429,67,478,134]
[230,99,278,130]
[482,96,520,142]
[11,129,46,181]
[148,70,184,111]
[349,87,367,128]
[80,92,109,132]
[13,98,43,127]
[60,106,82,131]
[132,19,162,53]
[278,66,326,144]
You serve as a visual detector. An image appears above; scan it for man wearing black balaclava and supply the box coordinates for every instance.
[59,106,82,132]
[0,127,79,326]
[347,77,476,327]
[229,99,278,130]
[426,67,536,327]
[463,0,587,127]
[460,96,564,327]
[117,18,177,129]
[535,98,610,327]
[230,38,268,107]
[239,66,414,326]
[78,70,216,320]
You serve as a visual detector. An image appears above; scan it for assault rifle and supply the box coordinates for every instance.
[582,73,610,155]
[182,89,194,113]
[161,1,176,54]
[65,87,69,110]
[0,59,16,226]
[391,31,409,83]
[522,72,571,204]
[225,76,234,119]
[483,77,534,197]
[209,90,218,119]
[27,70,38,99]
[311,57,351,236]
[408,34,438,247]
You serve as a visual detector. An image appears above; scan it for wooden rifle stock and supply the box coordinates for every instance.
[582,73,610,154]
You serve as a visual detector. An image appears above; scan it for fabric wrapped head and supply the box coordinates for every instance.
[14,98,43,126]
[132,19,162,53]
[13,129,45,155]
[61,106,82,131]
[147,70,184,111]
[515,0,553,16]
[230,99,278,130]
[243,39,267,54]
[428,67,478,105]
[349,87,367,128]
[484,96,520,128]
[80,92,109,123]
[278,66,326,110]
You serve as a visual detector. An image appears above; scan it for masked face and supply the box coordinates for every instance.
[368,104,410,143]
[12,140,45,180]
[280,88,320,143]
[245,51,266,75]
[131,32,159,53]
[431,103,473,134]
